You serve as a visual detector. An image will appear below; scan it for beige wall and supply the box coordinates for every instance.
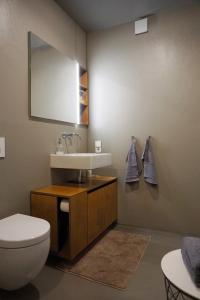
[87,3,200,235]
[0,0,87,218]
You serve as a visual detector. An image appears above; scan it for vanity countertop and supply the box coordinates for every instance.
[31,176,117,198]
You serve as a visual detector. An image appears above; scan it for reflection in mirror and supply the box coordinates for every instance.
[79,67,89,125]
[29,32,78,124]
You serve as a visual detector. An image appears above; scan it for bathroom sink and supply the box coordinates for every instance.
[50,153,112,170]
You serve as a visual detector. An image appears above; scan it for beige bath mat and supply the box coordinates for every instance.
[48,230,150,289]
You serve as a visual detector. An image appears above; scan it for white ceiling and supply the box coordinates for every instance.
[55,0,197,32]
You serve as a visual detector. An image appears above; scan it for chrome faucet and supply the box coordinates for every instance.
[61,132,81,153]
[62,132,81,140]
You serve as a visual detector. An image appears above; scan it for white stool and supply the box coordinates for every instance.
[161,249,200,299]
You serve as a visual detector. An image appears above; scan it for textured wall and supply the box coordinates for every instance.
[87,3,200,235]
[0,0,87,218]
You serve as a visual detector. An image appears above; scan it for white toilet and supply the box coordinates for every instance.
[0,213,50,291]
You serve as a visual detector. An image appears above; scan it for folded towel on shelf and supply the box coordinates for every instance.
[181,236,200,287]
[141,137,157,185]
[125,140,141,183]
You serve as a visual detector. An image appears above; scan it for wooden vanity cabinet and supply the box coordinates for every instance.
[30,176,117,260]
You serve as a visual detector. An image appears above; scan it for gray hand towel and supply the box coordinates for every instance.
[125,141,141,183]
[141,137,157,185]
[181,236,200,287]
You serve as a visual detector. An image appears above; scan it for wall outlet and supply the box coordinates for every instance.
[95,140,102,153]
[0,137,5,158]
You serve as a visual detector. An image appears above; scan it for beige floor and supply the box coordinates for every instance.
[0,225,182,300]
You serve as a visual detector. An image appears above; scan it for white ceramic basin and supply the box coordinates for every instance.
[50,153,112,170]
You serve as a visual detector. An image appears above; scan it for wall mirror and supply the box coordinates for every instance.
[28,32,79,125]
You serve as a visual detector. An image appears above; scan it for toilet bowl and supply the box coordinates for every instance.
[0,213,50,291]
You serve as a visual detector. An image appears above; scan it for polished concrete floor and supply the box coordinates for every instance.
[0,226,182,300]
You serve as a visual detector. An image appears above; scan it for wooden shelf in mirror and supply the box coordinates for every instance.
[79,67,89,125]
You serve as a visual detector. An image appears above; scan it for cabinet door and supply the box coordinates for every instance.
[69,192,88,259]
[88,188,106,244]
[31,193,58,252]
[87,182,117,244]
[104,182,117,228]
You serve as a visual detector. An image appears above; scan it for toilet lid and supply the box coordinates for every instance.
[0,214,50,249]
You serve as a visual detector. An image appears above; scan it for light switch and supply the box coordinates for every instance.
[0,137,5,158]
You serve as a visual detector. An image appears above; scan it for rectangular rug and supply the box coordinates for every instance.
[48,230,151,289]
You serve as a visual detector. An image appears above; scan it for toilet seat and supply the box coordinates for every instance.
[0,214,50,249]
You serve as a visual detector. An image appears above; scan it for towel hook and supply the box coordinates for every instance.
[131,136,136,143]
